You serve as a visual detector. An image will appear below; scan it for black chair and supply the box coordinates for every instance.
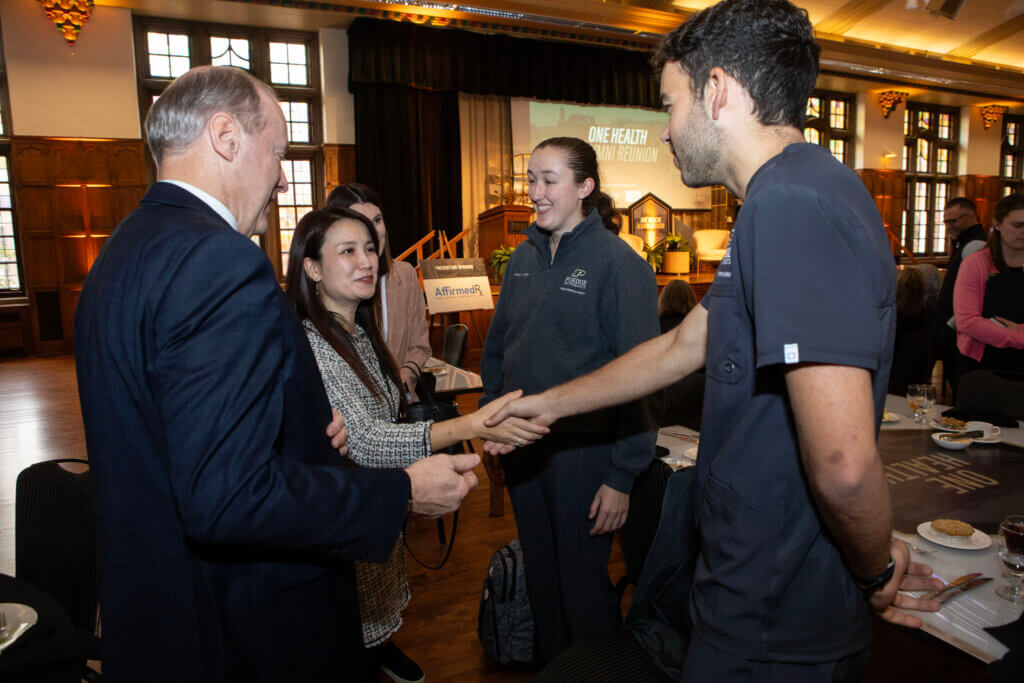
[441,323,469,368]
[535,631,668,682]
[16,459,98,633]
[617,459,673,595]
[957,370,1024,421]
[16,458,102,681]
[660,372,705,430]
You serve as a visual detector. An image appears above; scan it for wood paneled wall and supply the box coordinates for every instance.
[957,174,1002,228]
[857,169,906,259]
[323,143,357,198]
[11,138,148,354]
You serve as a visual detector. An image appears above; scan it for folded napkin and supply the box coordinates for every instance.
[941,407,1019,428]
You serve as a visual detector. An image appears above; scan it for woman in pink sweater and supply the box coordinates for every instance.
[953,192,1024,378]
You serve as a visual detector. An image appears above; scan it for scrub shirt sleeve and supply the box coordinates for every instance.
[740,186,883,371]
[602,256,661,493]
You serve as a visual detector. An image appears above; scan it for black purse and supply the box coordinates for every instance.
[402,367,459,424]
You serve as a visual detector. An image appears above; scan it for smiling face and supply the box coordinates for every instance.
[995,209,1024,255]
[303,218,379,317]
[348,201,387,252]
[235,90,289,237]
[659,62,725,189]
[527,145,592,236]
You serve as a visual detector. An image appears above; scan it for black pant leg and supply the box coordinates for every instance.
[504,449,570,663]
[540,445,623,649]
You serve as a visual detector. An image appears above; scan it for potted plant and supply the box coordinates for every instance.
[489,245,515,283]
[661,234,691,274]
[642,241,664,271]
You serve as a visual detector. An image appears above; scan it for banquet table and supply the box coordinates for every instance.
[0,574,92,683]
[424,357,483,399]
[656,412,1024,666]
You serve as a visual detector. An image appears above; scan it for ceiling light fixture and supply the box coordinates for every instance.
[39,0,94,47]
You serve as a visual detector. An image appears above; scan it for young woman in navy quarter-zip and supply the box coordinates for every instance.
[479,137,661,664]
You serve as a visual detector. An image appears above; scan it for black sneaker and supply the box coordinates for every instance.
[378,641,425,683]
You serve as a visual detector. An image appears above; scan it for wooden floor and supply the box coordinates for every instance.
[0,354,626,681]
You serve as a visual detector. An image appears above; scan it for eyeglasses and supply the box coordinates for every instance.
[943,214,971,226]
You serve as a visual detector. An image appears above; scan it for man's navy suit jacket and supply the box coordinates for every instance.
[74,183,410,682]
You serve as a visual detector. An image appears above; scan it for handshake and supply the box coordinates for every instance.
[405,389,557,516]
[327,390,557,519]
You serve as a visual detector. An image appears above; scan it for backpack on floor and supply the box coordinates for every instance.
[477,539,534,667]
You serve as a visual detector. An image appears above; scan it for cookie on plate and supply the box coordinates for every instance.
[930,518,974,543]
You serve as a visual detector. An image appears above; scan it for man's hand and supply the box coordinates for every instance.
[588,484,629,536]
[869,539,944,627]
[326,409,349,457]
[484,391,559,430]
[405,453,480,518]
[399,367,419,395]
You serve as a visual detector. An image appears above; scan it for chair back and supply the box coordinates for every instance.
[661,372,705,430]
[692,229,730,254]
[619,458,673,587]
[442,323,469,368]
[16,458,98,632]
[957,370,1024,420]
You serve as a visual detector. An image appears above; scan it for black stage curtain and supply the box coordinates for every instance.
[347,18,659,253]
[353,84,462,257]
[348,19,660,108]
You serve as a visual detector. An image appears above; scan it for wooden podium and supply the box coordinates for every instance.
[477,204,533,279]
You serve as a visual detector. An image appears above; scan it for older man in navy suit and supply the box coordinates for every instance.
[75,66,479,682]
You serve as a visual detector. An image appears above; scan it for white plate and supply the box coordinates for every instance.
[917,522,992,550]
[932,419,968,432]
[881,411,901,423]
[971,434,1003,445]
[931,432,971,450]
[0,603,38,653]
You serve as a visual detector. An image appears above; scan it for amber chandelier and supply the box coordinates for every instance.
[39,0,94,47]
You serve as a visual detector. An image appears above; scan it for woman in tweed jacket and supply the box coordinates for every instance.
[287,207,546,683]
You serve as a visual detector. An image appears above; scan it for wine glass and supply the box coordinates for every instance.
[996,515,1024,603]
[906,384,935,424]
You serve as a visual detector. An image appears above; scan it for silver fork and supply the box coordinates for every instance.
[893,537,936,555]
[0,610,7,638]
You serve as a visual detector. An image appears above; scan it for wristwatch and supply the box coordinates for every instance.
[854,557,895,595]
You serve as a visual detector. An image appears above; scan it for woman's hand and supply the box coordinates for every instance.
[589,485,628,536]
[399,367,419,396]
[472,391,550,448]
[995,316,1020,331]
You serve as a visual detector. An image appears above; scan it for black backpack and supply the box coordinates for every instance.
[477,539,534,667]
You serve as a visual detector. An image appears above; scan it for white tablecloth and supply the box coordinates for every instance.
[883,394,1024,448]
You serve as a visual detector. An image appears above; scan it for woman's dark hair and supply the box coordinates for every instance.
[325,182,392,275]
[286,207,406,413]
[896,267,926,317]
[651,0,819,129]
[988,192,1024,274]
[534,136,620,232]
[658,279,697,317]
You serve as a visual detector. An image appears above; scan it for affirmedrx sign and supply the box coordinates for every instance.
[421,258,494,314]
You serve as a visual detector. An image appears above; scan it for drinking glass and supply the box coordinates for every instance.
[906,384,935,424]
[996,515,1024,603]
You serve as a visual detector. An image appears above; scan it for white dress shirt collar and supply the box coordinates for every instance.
[159,180,239,232]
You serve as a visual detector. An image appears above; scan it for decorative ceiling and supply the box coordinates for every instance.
[99,0,1024,103]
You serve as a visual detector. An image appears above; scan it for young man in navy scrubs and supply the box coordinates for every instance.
[487,1,945,679]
